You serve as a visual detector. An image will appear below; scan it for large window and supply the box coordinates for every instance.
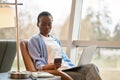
[77,0,120,80]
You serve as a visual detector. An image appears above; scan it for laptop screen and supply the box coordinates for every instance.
[78,45,97,66]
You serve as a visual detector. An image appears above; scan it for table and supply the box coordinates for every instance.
[0,72,61,80]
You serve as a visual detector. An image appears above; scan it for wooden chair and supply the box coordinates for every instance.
[20,40,73,80]
[20,40,36,72]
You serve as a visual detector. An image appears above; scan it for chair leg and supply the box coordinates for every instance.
[43,70,73,80]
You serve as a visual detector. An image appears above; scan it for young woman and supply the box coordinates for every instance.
[28,11,102,80]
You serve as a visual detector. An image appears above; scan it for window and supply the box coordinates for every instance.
[80,0,120,41]
[77,0,120,80]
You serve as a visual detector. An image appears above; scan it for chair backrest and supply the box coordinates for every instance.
[20,40,37,72]
[0,40,16,73]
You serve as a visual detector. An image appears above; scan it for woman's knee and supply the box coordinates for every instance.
[82,64,98,69]
[85,64,100,72]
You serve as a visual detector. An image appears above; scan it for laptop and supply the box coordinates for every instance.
[62,45,97,71]
[77,45,97,66]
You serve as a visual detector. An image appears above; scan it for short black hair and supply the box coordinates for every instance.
[37,11,53,23]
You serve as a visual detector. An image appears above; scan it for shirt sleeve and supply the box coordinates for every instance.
[28,38,47,70]
[61,50,75,67]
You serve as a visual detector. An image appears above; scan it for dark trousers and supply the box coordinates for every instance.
[62,64,102,80]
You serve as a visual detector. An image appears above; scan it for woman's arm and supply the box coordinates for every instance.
[42,63,61,70]
[28,38,47,70]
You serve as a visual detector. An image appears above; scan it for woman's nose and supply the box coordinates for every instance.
[46,25,51,29]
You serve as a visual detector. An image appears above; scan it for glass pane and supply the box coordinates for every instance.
[80,0,120,41]
[0,1,16,39]
[93,48,120,80]
[0,28,16,39]
[79,0,120,79]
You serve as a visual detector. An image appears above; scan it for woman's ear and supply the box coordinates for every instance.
[37,22,39,27]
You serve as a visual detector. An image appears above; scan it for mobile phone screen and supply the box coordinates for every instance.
[54,58,62,64]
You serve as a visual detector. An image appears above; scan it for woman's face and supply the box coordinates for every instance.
[37,16,52,37]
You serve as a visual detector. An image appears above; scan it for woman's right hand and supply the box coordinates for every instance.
[42,63,61,70]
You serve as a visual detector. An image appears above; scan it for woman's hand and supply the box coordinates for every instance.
[54,63,61,69]
[42,63,61,70]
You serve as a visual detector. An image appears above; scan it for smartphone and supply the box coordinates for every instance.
[54,58,62,64]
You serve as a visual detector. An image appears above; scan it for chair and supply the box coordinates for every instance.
[20,40,36,72]
[0,40,16,73]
